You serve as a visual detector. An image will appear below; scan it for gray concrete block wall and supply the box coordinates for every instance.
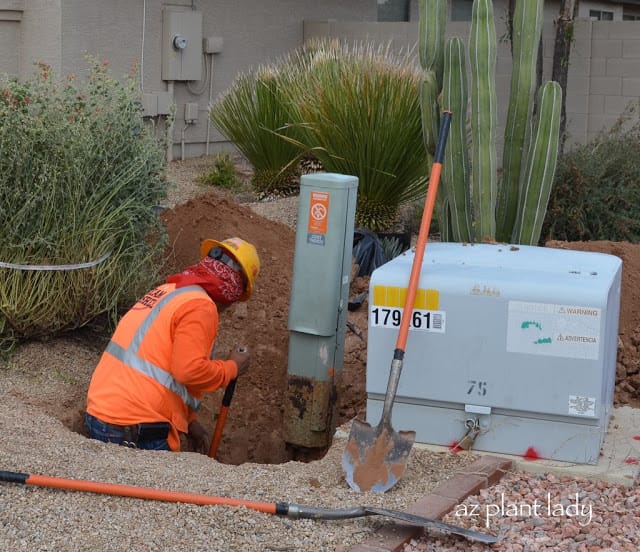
[569,19,640,145]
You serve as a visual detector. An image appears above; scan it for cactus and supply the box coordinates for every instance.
[418,0,448,233]
[441,38,472,242]
[511,81,562,244]
[420,71,440,156]
[418,0,562,246]
[496,0,545,242]
[419,0,446,84]
[469,0,498,241]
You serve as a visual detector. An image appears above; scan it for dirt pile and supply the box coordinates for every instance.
[155,190,640,466]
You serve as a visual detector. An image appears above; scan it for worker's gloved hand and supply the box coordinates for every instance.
[228,346,250,377]
[187,420,208,454]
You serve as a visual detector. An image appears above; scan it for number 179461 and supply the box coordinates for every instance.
[370,307,446,333]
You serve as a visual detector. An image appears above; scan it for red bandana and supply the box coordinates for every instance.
[167,257,244,304]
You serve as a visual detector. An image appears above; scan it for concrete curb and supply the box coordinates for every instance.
[348,455,512,552]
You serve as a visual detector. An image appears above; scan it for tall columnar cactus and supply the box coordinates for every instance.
[511,81,562,244]
[496,0,545,242]
[418,0,446,155]
[469,0,498,241]
[442,38,472,242]
[418,0,562,245]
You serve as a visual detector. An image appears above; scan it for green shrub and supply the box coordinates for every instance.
[198,153,238,189]
[542,100,640,243]
[209,69,303,197]
[282,41,428,231]
[210,39,428,227]
[0,58,168,351]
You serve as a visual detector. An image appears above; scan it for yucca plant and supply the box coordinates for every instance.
[209,67,304,197]
[282,41,428,231]
[0,58,167,351]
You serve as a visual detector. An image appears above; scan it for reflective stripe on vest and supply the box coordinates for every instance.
[105,285,208,411]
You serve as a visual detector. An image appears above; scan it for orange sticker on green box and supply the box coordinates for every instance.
[307,191,329,234]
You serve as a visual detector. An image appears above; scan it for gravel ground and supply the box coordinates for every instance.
[405,471,640,551]
[0,372,475,551]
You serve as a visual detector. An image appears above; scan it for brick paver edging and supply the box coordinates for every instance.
[348,455,513,552]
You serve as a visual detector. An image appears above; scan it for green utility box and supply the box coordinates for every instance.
[283,173,358,448]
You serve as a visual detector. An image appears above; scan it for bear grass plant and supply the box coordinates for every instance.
[0,58,168,352]
[542,100,640,244]
[210,39,428,230]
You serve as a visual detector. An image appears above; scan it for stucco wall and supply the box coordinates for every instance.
[56,0,377,158]
[0,1,22,76]
[2,0,638,158]
[20,0,62,78]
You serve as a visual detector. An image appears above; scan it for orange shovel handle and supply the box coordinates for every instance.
[208,378,237,458]
[395,111,452,353]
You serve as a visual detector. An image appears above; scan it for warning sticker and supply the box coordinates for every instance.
[506,301,601,360]
[307,191,329,245]
[568,395,596,417]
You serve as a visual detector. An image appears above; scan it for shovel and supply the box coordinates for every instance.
[343,112,452,493]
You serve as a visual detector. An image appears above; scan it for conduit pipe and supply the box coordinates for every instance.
[0,470,496,543]
[166,81,175,162]
[205,53,215,155]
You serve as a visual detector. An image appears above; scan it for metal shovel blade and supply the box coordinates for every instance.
[342,417,416,493]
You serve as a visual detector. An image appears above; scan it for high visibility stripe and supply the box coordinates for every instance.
[105,285,207,411]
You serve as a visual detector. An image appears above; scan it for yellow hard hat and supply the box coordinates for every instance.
[200,237,260,301]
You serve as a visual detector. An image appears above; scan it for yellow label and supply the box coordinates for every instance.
[372,285,439,310]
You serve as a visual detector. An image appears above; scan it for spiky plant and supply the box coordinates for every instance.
[283,41,428,231]
[209,67,304,197]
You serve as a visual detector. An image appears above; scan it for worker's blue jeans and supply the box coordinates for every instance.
[85,413,170,451]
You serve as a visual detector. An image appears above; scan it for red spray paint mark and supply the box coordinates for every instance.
[523,447,540,461]
[624,457,639,465]
[449,441,463,454]
[632,435,640,441]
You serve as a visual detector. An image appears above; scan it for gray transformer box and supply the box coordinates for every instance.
[366,243,622,464]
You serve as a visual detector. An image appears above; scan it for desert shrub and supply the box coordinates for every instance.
[198,153,238,189]
[0,58,168,351]
[282,40,427,231]
[542,100,640,243]
[209,69,303,197]
[210,39,427,228]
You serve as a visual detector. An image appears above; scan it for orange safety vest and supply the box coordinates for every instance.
[87,283,219,451]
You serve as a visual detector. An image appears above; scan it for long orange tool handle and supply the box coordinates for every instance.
[0,470,278,513]
[208,378,237,458]
[395,111,452,353]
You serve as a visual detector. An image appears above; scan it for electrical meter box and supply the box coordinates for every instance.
[366,243,622,464]
[162,8,202,81]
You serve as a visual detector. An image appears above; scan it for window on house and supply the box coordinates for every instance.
[451,0,474,21]
[378,0,410,22]
[589,9,614,20]
[622,13,640,20]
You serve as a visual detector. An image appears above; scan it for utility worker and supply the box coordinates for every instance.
[85,237,260,453]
